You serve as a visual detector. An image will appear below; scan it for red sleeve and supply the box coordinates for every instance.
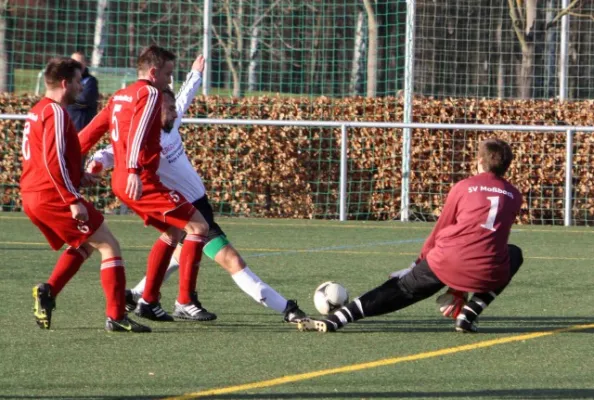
[418,182,461,261]
[127,85,160,171]
[43,104,83,205]
[78,101,111,155]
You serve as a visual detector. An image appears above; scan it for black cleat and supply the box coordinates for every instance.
[283,299,307,323]
[455,315,478,333]
[125,289,139,312]
[173,292,217,321]
[105,315,152,333]
[134,300,174,322]
[33,283,56,330]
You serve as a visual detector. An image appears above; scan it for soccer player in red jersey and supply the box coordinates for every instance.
[20,57,150,333]
[78,46,210,322]
[298,139,524,333]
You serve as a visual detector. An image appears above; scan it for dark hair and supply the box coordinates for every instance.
[162,87,175,101]
[44,57,83,88]
[137,45,176,72]
[478,138,513,177]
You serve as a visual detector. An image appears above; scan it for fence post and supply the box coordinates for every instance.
[564,129,574,226]
[340,124,348,222]
[401,0,416,222]
[202,0,212,96]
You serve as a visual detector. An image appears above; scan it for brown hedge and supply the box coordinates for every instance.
[2,93,594,224]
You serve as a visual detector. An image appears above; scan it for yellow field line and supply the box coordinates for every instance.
[162,323,594,400]
[2,214,593,233]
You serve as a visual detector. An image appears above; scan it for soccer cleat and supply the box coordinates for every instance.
[134,300,174,322]
[455,315,478,333]
[33,283,56,330]
[297,318,335,333]
[125,289,140,312]
[172,292,217,321]
[283,300,307,323]
[105,315,152,333]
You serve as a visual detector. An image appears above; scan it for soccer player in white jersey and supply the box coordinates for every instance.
[88,54,307,323]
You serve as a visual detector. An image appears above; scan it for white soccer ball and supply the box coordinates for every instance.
[313,281,349,315]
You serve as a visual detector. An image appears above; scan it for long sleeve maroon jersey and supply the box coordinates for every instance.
[78,80,162,180]
[420,172,523,293]
[20,98,83,205]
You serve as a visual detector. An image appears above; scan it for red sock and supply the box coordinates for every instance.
[100,257,126,320]
[143,236,177,303]
[48,247,88,297]
[178,234,206,304]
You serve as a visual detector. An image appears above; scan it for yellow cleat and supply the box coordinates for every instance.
[32,283,55,330]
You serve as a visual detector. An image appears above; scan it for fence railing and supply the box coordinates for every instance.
[2,112,593,226]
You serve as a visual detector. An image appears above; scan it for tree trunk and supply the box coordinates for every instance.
[308,13,323,94]
[349,9,365,96]
[544,0,556,98]
[247,0,261,92]
[91,0,109,68]
[496,13,504,98]
[128,1,135,69]
[363,0,377,98]
[0,0,14,93]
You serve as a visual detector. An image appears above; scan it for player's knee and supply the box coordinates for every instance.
[185,219,209,236]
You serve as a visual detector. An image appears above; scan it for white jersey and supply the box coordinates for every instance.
[91,71,206,203]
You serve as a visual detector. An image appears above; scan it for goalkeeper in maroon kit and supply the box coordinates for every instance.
[298,138,524,333]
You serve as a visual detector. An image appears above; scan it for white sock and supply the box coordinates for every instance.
[132,255,180,296]
[231,267,288,313]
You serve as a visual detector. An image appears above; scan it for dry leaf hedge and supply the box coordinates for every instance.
[2,93,594,224]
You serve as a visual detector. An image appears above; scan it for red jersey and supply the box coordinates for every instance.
[420,172,523,293]
[20,98,83,205]
[78,80,162,181]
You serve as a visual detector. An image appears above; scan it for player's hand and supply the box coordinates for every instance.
[191,54,205,73]
[70,201,89,222]
[388,260,417,280]
[86,160,104,174]
[436,288,468,319]
[80,172,99,187]
[126,173,143,200]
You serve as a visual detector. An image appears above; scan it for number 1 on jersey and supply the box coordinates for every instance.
[481,196,499,231]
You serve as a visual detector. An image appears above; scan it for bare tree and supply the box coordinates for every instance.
[508,0,537,98]
[350,8,365,96]
[363,0,378,97]
[0,0,13,92]
[91,0,109,68]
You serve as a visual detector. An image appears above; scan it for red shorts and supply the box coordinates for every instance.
[113,179,196,233]
[22,191,104,250]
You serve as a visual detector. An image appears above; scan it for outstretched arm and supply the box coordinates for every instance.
[175,54,204,117]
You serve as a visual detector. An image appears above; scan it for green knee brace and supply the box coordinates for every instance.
[203,235,230,260]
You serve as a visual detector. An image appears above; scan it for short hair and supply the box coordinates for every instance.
[478,138,514,177]
[137,45,176,72]
[44,57,83,88]
[162,87,175,101]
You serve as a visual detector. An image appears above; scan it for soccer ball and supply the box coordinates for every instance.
[313,281,349,315]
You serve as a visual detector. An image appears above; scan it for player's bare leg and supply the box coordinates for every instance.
[171,211,217,321]
[86,223,151,333]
